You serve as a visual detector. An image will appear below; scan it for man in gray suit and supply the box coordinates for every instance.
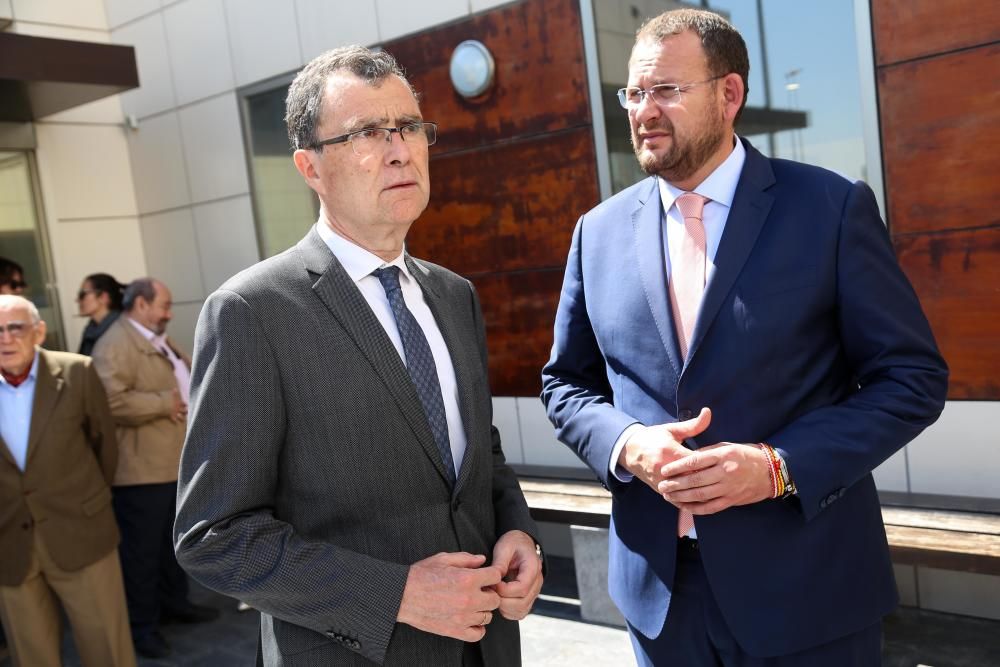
[174,46,543,666]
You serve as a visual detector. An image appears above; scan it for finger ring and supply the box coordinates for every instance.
[481,611,489,626]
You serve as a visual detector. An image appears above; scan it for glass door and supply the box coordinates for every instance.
[0,151,65,350]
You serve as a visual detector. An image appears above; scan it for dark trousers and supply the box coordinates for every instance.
[112,482,189,639]
[628,539,882,666]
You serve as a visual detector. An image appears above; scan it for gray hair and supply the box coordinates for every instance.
[0,295,41,324]
[635,8,750,122]
[123,278,158,312]
[285,45,415,151]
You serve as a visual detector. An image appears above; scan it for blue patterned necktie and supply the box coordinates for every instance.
[374,266,456,487]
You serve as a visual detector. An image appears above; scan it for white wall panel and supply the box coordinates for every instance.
[191,195,260,292]
[223,0,301,86]
[907,402,1000,499]
[11,0,107,30]
[127,111,190,214]
[295,0,379,61]
[178,93,249,204]
[139,208,205,302]
[168,300,203,356]
[375,0,466,42]
[872,448,908,493]
[113,12,177,119]
[917,567,1000,620]
[492,397,524,465]
[104,0,159,29]
[34,124,137,220]
[50,217,147,349]
[163,0,235,105]
[517,397,588,469]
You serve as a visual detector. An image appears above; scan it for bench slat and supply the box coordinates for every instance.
[519,478,1000,575]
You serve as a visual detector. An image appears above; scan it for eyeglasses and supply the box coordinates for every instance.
[310,122,438,156]
[617,76,725,109]
[4,280,27,291]
[77,289,96,300]
[0,321,33,339]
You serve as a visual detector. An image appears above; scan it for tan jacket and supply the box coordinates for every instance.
[92,316,190,486]
[0,349,119,585]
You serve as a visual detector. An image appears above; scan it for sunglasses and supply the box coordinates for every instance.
[5,280,27,290]
[77,289,97,300]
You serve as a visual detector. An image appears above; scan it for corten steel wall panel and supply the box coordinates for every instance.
[384,0,600,396]
[871,0,1000,65]
[878,45,1000,237]
[895,229,1000,399]
[384,0,591,153]
[874,0,1000,400]
[472,270,565,396]
[409,128,597,275]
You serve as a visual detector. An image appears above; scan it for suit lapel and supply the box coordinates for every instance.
[633,177,683,380]
[25,350,62,468]
[686,141,775,366]
[298,229,455,488]
[405,256,478,493]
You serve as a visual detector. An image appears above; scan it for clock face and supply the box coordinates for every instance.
[449,40,495,98]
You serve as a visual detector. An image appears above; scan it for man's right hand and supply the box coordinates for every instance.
[397,552,503,642]
[618,408,712,495]
[169,388,187,423]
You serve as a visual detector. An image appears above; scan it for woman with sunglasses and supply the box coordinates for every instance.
[76,273,126,356]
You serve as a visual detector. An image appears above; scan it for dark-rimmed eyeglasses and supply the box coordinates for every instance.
[617,76,725,109]
[309,122,438,157]
[77,289,96,301]
[4,280,27,291]
[0,321,32,339]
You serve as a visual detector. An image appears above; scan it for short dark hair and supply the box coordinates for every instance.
[122,278,158,312]
[636,8,750,122]
[85,273,126,311]
[285,45,414,152]
[0,257,24,287]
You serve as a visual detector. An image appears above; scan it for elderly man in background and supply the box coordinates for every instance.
[0,295,134,666]
[92,278,217,659]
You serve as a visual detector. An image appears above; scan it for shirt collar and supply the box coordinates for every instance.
[0,349,39,387]
[127,317,170,351]
[316,221,412,283]
[658,134,746,213]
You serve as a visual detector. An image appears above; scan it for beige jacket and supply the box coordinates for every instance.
[92,316,190,486]
[0,349,119,585]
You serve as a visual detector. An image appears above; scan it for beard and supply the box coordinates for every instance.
[632,108,726,183]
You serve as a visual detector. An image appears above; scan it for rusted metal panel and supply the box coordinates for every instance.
[878,45,1000,237]
[384,0,591,155]
[871,0,1000,66]
[895,228,1000,399]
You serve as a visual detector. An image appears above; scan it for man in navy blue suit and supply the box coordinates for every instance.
[541,8,948,666]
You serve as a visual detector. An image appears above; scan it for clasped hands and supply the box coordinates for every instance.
[618,407,774,515]
[397,529,542,642]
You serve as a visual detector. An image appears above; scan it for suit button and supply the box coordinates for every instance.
[678,409,693,420]
[452,498,461,511]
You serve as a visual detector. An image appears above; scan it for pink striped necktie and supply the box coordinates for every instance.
[669,191,709,537]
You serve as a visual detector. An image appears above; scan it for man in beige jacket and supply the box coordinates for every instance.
[92,278,217,659]
[0,295,134,666]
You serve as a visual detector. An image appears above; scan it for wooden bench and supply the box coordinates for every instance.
[519,477,1000,576]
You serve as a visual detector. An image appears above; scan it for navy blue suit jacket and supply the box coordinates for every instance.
[541,139,948,656]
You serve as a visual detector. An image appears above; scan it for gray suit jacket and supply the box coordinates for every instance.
[175,228,537,666]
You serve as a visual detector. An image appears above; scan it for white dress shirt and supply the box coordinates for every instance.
[317,221,468,476]
[0,352,40,471]
[609,136,747,485]
[127,317,191,404]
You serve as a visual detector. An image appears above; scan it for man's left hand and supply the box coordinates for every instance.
[656,443,773,514]
[491,530,543,621]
